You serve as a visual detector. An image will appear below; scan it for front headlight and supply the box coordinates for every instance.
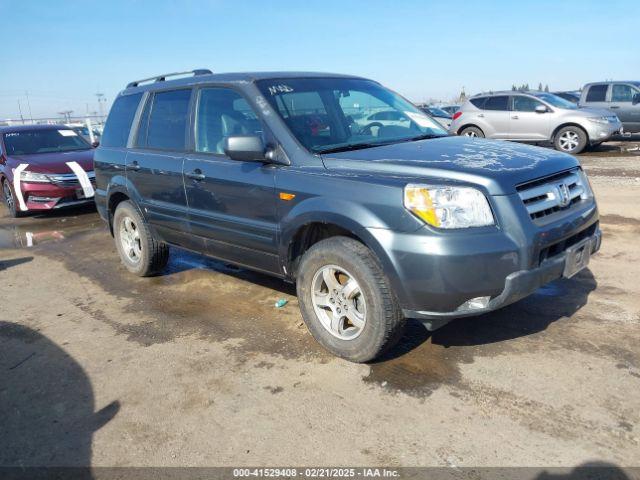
[587,116,609,126]
[19,170,50,183]
[404,184,494,229]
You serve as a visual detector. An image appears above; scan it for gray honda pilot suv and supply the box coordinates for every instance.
[94,70,602,362]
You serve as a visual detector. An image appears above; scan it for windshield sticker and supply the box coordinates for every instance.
[404,111,441,129]
[268,84,294,95]
[58,129,77,137]
[5,132,19,137]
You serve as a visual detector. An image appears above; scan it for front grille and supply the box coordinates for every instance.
[517,168,587,221]
[48,171,96,188]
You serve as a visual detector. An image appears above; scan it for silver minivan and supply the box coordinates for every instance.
[580,82,640,133]
[449,91,622,154]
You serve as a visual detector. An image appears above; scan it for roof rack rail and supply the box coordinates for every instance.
[126,69,213,89]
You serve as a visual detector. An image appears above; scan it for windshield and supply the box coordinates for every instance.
[3,128,91,155]
[533,93,578,110]
[256,78,447,153]
[426,107,451,118]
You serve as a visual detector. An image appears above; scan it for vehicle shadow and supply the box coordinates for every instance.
[0,321,119,476]
[380,268,597,361]
[0,256,33,271]
[534,461,632,480]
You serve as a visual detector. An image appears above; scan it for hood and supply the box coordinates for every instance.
[321,136,579,195]
[576,106,618,118]
[7,149,95,174]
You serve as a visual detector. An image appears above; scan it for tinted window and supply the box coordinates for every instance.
[3,129,91,155]
[483,96,509,111]
[585,84,607,102]
[101,93,142,148]
[145,89,192,150]
[470,97,486,108]
[512,96,544,112]
[611,84,637,102]
[195,88,263,154]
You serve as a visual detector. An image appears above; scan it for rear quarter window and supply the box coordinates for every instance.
[483,96,509,111]
[100,93,143,148]
[585,84,608,102]
[470,97,486,109]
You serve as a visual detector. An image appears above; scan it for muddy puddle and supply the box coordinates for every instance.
[0,205,103,249]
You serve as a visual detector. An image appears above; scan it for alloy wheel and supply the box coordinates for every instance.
[311,265,367,340]
[119,216,142,264]
[3,180,15,212]
[558,130,580,152]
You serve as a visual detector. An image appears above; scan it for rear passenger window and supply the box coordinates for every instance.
[101,93,142,148]
[144,89,192,151]
[611,84,635,102]
[195,88,263,154]
[483,96,509,111]
[470,97,486,108]
[585,85,607,102]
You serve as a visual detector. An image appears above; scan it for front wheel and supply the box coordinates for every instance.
[113,201,169,276]
[2,179,22,218]
[554,126,587,154]
[296,236,405,363]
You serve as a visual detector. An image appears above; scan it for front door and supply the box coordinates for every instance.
[610,83,640,133]
[509,95,551,140]
[183,87,279,274]
[126,88,192,245]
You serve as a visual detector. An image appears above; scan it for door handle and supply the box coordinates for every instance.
[610,106,620,109]
[129,161,141,171]
[186,169,205,181]
[511,115,519,119]
[477,114,484,118]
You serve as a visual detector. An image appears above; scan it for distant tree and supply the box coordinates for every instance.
[538,82,543,91]
[512,84,517,91]
[544,84,550,92]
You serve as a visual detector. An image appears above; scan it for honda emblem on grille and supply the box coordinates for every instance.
[556,183,571,208]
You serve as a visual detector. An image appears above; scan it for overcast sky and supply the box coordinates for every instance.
[2,0,638,119]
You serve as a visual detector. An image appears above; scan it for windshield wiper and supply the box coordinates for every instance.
[315,142,391,154]
[402,133,446,142]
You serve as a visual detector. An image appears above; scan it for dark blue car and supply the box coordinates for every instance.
[94,69,601,362]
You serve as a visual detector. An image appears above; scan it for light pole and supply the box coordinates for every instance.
[96,93,106,121]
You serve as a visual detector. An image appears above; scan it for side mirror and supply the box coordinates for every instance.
[92,141,100,148]
[633,93,640,105]
[535,105,548,113]
[223,135,267,162]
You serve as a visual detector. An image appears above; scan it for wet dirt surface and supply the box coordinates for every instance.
[1,147,639,468]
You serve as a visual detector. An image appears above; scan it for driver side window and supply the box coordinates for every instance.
[611,84,636,103]
[195,88,263,154]
[512,96,544,112]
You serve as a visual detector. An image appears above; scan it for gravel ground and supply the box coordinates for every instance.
[0,145,638,475]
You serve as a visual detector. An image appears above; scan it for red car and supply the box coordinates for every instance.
[0,125,96,217]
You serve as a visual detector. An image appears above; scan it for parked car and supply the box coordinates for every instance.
[95,70,601,362]
[1,125,96,217]
[439,105,460,115]
[417,105,453,129]
[579,82,640,133]
[449,91,622,154]
[67,123,102,145]
[355,110,411,132]
[553,91,581,104]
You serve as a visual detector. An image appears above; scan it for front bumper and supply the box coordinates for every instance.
[404,229,601,327]
[366,193,600,329]
[18,181,95,211]
[585,120,623,143]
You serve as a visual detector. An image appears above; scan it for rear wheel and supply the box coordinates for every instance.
[113,201,169,276]
[2,179,22,218]
[459,126,484,138]
[296,236,405,363]
[554,126,587,154]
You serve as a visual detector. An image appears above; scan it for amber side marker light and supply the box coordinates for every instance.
[279,192,296,201]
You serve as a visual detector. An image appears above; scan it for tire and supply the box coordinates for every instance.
[2,178,23,218]
[296,236,405,363]
[113,200,169,276]
[554,126,588,154]
[459,126,484,138]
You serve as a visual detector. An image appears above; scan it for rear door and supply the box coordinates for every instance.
[481,95,511,138]
[183,86,279,274]
[610,83,640,132]
[582,83,610,111]
[509,95,551,140]
[126,88,193,245]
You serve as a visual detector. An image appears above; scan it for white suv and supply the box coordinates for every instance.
[448,91,622,154]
